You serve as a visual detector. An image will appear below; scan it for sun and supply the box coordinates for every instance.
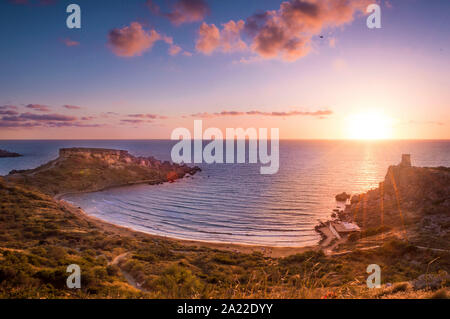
[346,111,393,140]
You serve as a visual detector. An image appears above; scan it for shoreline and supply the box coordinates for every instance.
[59,199,318,258]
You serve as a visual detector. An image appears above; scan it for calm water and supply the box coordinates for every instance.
[0,140,449,247]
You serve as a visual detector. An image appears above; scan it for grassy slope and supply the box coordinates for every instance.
[1,178,448,299]
[5,155,198,196]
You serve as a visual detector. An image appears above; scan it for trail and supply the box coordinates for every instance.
[109,252,149,292]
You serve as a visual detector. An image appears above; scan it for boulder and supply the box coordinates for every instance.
[335,192,351,202]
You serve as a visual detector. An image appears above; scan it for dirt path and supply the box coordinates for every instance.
[108,252,149,293]
[108,252,129,266]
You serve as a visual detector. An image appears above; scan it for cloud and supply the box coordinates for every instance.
[196,20,247,54]
[108,22,162,57]
[148,0,209,26]
[0,121,41,128]
[169,44,182,56]
[127,113,168,120]
[63,104,83,110]
[120,119,153,125]
[0,110,106,129]
[191,109,333,118]
[162,35,187,56]
[108,22,186,58]
[0,105,19,115]
[62,38,80,47]
[196,23,220,55]
[0,110,19,116]
[196,0,370,61]
[26,104,51,112]
[19,112,77,122]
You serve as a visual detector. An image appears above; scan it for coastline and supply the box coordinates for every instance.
[59,198,317,258]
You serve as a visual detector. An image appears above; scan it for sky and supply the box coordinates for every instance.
[0,0,449,140]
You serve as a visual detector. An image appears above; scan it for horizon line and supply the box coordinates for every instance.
[1,138,449,142]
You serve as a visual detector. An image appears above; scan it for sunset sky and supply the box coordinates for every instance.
[0,0,449,139]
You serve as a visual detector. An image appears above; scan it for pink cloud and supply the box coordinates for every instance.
[120,119,153,125]
[162,35,185,56]
[0,105,18,110]
[26,104,51,112]
[196,20,246,55]
[127,113,168,120]
[148,0,209,26]
[108,22,162,57]
[196,23,220,55]
[169,44,182,56]
[62,104,83,110]
[62,38,80,47]
[0,105,19,116]
[19,112,77,121]
[191,109,333,118]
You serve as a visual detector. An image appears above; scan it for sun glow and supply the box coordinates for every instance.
[346,111,393,140]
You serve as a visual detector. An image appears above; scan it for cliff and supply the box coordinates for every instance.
[5,147,200,196]
[342,155,450,248]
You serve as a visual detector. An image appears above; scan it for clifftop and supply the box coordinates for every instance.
[59,148,129,157]
[5,147,200,196]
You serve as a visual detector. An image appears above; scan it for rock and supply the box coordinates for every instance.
[335,192,351,202]
[350,195,360,204]
[0,149,22,158]
[411,271,449,290]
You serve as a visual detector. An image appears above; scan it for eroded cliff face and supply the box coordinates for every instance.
[344,158,449,248]
[5,148,200,196]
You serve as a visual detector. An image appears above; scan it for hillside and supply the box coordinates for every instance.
[4,148,200,196]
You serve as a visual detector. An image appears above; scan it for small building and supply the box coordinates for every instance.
[332,221,361,234]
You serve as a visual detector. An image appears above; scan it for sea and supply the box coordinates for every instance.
[0,140,448,247]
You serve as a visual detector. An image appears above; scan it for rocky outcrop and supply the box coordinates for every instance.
[0,149,22,158]
[335,192,351,202]
[340,155,450,248]
[6,148,201,196]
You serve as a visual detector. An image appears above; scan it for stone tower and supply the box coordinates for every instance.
[400,154,411,167]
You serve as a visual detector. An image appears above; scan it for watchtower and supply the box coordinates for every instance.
[400,154,411,167]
